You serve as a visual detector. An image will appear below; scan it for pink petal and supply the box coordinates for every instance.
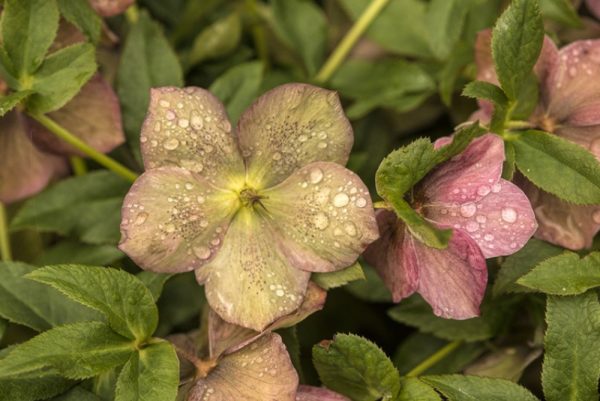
[587,0,600,20]
[0,111,67,204]
[27,75,125,156]
[555,125,600,160]
[363,210,419,302]
[424,178,538,258]
[89,0,134,16]
[475,30,498,85]
[296,385,351,401]
[237,83,353,188]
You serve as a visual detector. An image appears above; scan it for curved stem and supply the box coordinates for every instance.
[125,3,140,23]
[405,340,462,377]
[0,202,12,261]
[314,0,390,84]
[29,114,138,183]
[70,156,87,176]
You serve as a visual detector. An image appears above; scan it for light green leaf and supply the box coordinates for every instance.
[271,0,326,76]
[426,0,479,60]
[0,375,73,401]
[51,386,104,401]
[188,12,241,67]
[0,90,33,117]
[398,378,441,401]
[312,334,400,401]
[117,10,183,163]
[35,241,124,266]
[56,0,102,43]
[136,272,173,302]
[1,0,59,76]
[209,61,263,124]
[491,0,544,100]
[462,81,508,107]
[543,292,600,401]
[540,0,582,28]
[422,375,540,400]
[512,130,600,204]
[439,42,472,106]
[312,262,365,290]
[0,261,100,331]
[115,341,179,401]
[0,322,134,380]
[28,265,158,341]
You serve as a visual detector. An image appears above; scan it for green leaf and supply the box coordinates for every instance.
[0,319,5,341]
[462,81,508,107]
[0,322,134,380]
[312,262,365,290]
[11,171,130,245]
[426,0,478,60]
[491,0,544,100]
[518,252,600,295]
[313,334,401,401]
[0,261,100,331]
[543,292,600,401]
[117,10,184,163]
[188,12,241,67]
[502,141,516,180]
[493,238,563,296]
[57,0,102,43]
[209,61,263,124]
[0,375,73,401]
[1,0,59,76]
[271,0,326,76]
[115,341,179,401]
[136,272,172,302]
[512,130,600,204]
[0,90,33,117]
[540,0,583,28]
[34,241,124,266]
[51,386,104,401]
[28,265,158,341]
[345,264,393,303]
[422,375,540,400]
[398,378,441,401]
[439,42,473,106]
[394,199,454,249]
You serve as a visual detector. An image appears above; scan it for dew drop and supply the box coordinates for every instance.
[465,221,479,232]
[193,246,211,260]
[317,142,328,149]
[135,212,148,225]
[159,100,170,107]
[197,195,206,204]
[140,136,148,143]
[185,182,194,190]
[318,132,328,140]
[165,223,176,233]
[166,110,176,120]
[163,138,180,150]
[333,193,350,207]
[200,219,209,228]
[313,213,329,230]
[476,215,487,224]
[309,167,324,184]
[272,152,282,161]
[460,202,477,217]
[477,185,490,196]
[298,134,308,142]
[355,197,367,208]
[484,234,494,241]
[275,289,284,297]
[592,209,600,224]
[501,207,518,223]
[491,183,502,193]
[191,114,204,129]
[178,118,189,128]
[344,222,357,237]
[590,138,600,155]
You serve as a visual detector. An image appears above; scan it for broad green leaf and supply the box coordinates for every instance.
[422,375,540,400]
[313,334,401,401]
[543,292,600,401]
[394,199,453,249]
[0,90,33,117]
[136,271,173,301]
[493,238,563,296]
[0,319,5,341]
[28,265,158,341]
[540,0,582,28]
[491,0,544,100]
[35,241,124,266]
[426,0,478,60]
[155,273,205,336]
[345,264,393,303]
[26,43,97,113]
[56,0,102,43]
[512,130,600,204]
[188,12,241,67]
[117,10,183,163]
[462,81,508,107]
[0,322,134,379]
[518,252,600,295]
[439,42,473,106]
[115,341,179,401]
[399,378,441,401]
[0,261,100,331]
[1,0,59,76]
[11,171,130,245]
[0,375,73,401]
[51,386,104,401]
[271,0,326,76]
[209,61,263,124]
[312,262,365,290]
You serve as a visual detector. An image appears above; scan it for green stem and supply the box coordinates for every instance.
[70,156,87,176]
[0,202,12,262]
[125,3,140,23]
[314,0,390,84]
[30,114,138,183]
[406,340,462,377]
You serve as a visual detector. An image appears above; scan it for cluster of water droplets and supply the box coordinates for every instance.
[555,41,600,89]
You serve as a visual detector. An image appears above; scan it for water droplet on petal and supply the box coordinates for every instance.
[272,152,282,161]
[185,182,194,190]
[460,202,477,217]
[333,193,350,207]
[275,289,284,297]
[465,221,479,232]
[135,212,148,225]
[317,142,328,149]
[313,213,329,230]
[200,219,209,228]
[592,209,600,224]
[191,114,203,129]
[193,246,211,260]
[178,118,189,128]
[197,195,205,204]
[484,234,494,241]
[309,167,324,184]
[491,183,502,193]
[165,223,176,233]
[501,207,518,223]
[344,222,357,237]
[476,215,487,223]
[163,138,179,150]
[166,110,176,120]
[590,138,600,155]
[298,134,308,142]
[355,197,367,208]
[159,100,170,107]
[477,185,490,196]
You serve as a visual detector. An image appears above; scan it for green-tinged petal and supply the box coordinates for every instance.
[238,83,353,188]
[262,162,379,273]
[119,167,238,273]
[187,334,298,401]
[197,209,310,331]
[141,87,245,187]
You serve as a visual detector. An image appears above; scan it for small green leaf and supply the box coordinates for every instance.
[491,0,544,100]
[56,0,102,43]
[518,252,600,295]
[34,241,124,266]
[462,81,508,107]
[540,0,583,28]
[188,12,241,67]
[136,272,172,302]
[395,199,454,249]
[51,386,104,401]
[543,292,600,401]
[502,141,516,180]
[1,0,59,76]
[426,0,479,60]
[28,265,158,341]
[313,334,401,401]
[398,378,441,401]
[0,90,33,117]
[0,375,73,401]
[345,264,393,303]
[422,375,540,400]
[0,322,134,380]
[312,262,365,290]
[512,130,600,204]
[115,341,179,401]
[439,42,472,106]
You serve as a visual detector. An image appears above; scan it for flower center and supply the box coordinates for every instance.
[238,186,264,208]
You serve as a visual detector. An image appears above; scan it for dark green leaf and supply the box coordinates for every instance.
[57,0,102,43]
[422,375,540,400]
[0,90,33,117]
[345,263,392,303]
[540,0,583,28]
[502,141,516,180]
[188,12,241,67]
[426,0,479,60]
[398,378,441,401]
[0,375,73,401]
[313,262,364,290]
[439,42,473,106]
[137,272,173,302]
[34,241,124,266]
[51,386,104,401]
[462,81,508,107]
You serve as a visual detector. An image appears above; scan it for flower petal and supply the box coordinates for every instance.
[424,179,537,258]
[0,111,67,204]
[119,167,238,273]
[188,334,298,401]
[518,175,600,250]
[408,228,487,319]
[588,0,600,20]
[363,210,418,302]
[238,84,353,188]
[198,210,311,331]
[262,162,379,273]
[420,134,505,204]
[89,0,135,16]
[141,87,245,187]
[296,385,351,401]
[555,125,600,160]
[28,75,125,156]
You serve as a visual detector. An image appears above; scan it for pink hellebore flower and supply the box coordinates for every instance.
[89,0,134,17]
[119,84,379,331]
[365,134,537,319]
[587,0,600,20]
[474,30,600,250]
[295,386,351,401]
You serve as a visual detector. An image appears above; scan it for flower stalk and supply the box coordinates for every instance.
[406,340,462,377]
[0,202,12,261]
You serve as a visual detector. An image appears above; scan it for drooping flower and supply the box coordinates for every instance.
[119,83,379,330]
[473,30,600,249]
[365,134,537,319]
